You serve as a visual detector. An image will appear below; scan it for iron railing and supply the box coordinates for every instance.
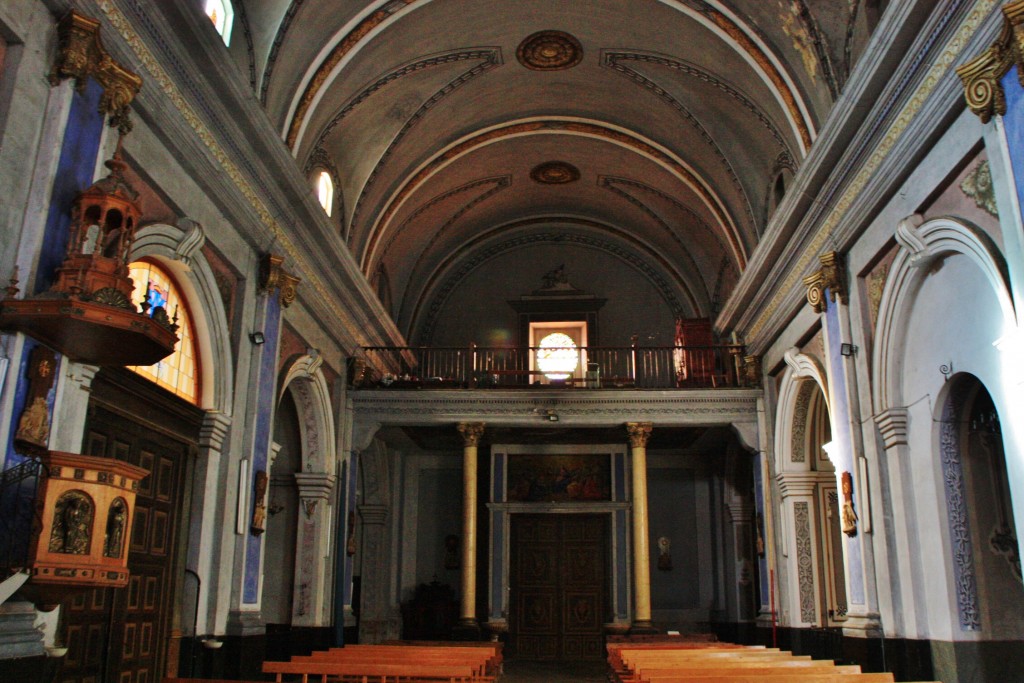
[0,457,46,575]
[352,344,748,389]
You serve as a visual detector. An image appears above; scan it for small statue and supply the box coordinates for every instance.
[841,471,858,536]
[50,492,93,555]
[104,499,127,558]
[251,470,268,536]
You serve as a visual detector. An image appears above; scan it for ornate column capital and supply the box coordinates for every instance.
[742,355,762,388]
[358,503,388,526]
[776,471,832,498]
[803,251,847,313]
[957,1,1024,123]
[457,422,485,447]
[259,253,301,308]
[49,10,143,136]
[626,422,653,448]
[874,407,909,450]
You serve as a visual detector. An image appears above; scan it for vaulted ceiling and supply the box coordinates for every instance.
[228,0,883,341]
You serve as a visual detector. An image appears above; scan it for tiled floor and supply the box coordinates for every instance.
[500,659,608,682]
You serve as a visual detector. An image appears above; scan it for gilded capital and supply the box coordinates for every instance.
[626,422,653,449]
[743,355,762,388]
[957,1,1024,123]
[804,251,846,313]
[50,11,143,136]
[259,253,301,308]
[457,422,485,447]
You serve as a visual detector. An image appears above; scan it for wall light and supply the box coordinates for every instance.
[249,331,266,345]
[840,343,858,357]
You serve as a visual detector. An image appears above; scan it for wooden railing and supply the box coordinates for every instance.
[350,344,749,389]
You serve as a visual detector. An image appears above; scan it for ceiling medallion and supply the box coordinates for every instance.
[517,31,583,71]
[530,161,581,185]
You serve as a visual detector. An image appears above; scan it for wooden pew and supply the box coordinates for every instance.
[299,643,500,676]
[263,658,491,682]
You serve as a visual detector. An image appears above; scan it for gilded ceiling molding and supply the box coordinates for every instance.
[411,219,698,344]
[745,0,997,341]
[49,10,143,136]
[956,0,1024,123]
[802,251,846,314]
[360,119,746,274]
[259,254,301,308]
[345,50,504,233]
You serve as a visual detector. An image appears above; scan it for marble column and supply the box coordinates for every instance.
[627,421,655,631]
[457,422,485,627]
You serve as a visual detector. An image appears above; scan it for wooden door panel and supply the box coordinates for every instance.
[510,514,608,661]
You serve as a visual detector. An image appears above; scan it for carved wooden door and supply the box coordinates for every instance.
[57,369,200,683]
[509,514,608,661]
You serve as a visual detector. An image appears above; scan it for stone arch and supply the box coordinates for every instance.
[774,348,830,473]
[130,220,234,414]
[278,353,337,474]
[873,214,1014,413]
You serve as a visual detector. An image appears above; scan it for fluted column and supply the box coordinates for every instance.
[627,421,655,630]
[457,422,485,626]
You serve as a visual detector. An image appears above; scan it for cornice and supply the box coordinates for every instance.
[957,0,1024,122]
[350,389,761,426]
[717,0,995,351]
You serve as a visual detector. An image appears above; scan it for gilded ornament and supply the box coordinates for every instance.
[49,490,94,555]
[804,251,846,313]
[960,160,999,217]
[626,422,653,449]
[259,253,301,308]
[957,1,1024,123]
[530,161,581,184]
[517,31,583,71]
[49,11,143,136]
[457,422,485,447]
[743,355,762,388]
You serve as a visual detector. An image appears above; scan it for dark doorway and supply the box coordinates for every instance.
[509,514,608,661]
[56,369,202,683]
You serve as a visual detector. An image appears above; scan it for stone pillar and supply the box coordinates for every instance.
[627,421,656,632]
[725,499,757,621]
[456,422,485,630]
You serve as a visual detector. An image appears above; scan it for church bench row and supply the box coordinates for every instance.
[262,643,500,683]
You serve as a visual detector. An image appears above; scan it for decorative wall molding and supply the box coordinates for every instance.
[790,381,814,463]
[957,0,1024,122]
[777,471,832,498]
[50,10,143,135]
[172,217,206,266]
[794,501,817,623]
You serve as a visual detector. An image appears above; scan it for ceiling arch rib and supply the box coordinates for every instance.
[407,217,706,345]
[359,117,749,277]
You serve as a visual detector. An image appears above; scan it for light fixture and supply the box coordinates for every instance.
[840,343,858,357]
[249,331,266,345]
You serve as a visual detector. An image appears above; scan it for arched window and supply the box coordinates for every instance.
[536,332,579,380]
[204,0,234,46]
[127,260,200,404]
[317,170,334,217]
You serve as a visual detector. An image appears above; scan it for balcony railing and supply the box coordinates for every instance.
[350,344,749,390]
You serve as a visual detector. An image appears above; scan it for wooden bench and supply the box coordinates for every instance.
[263,659,491,682]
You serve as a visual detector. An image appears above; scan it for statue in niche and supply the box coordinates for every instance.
[657,536,672,571]
[14,347,57,450]
[250,469,268,536]
[49,491,94,555]
[841,471,858,536]
[104,498,127,558]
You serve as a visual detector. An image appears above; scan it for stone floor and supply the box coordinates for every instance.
[500,659,608,682]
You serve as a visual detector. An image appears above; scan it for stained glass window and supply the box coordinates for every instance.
[204,0,234,46]
[536,332,579,380]
[317,171,334,217]
[127,261,200,405]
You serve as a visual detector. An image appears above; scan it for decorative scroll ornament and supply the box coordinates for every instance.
[626,421,653,448]
[803,251,847,313]
[457,422,485,447]
[957,1,1024,123]
[49,10,143,136]
[517,30,583,71]
[259,253,301,308]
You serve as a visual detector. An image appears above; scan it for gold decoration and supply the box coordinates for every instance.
[517,30,584,71]
[626,422,653,449]
[956,1,1024,123]
[961,159,1000,216]
[841,471,859,537]
[251,470,268,536]
[457,422,485,447]
[743,355,762,388]
[259,253,301,308]
[867,261,890,331]
[49,10,143,136]
[804,251,846,313]
[49,490,94,555]
[103,498,127,558]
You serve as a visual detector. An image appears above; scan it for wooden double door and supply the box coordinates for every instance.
[509,514,608,661]
[57,369,202,683]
